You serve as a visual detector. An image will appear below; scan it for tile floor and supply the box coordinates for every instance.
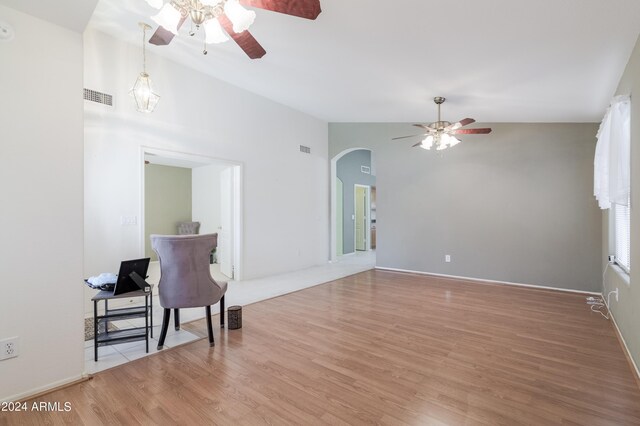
[85,251,375,374]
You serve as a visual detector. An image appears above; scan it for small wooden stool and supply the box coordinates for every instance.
[228,305,242,330]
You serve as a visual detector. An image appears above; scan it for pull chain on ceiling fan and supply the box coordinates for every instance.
[392,97,492,151]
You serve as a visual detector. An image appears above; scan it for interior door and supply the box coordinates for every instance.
[337,178,344,256]
[355,186,367,251]
[219,167,233,278]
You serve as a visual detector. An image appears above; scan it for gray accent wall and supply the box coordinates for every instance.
[145,164,193,261]
[330,122,601,292]
[336,149,376,254]
[603,34,640,371]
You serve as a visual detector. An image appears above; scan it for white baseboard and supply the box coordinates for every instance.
[374,266,601,296]
[604,299,640,384]
[2,374,87,403]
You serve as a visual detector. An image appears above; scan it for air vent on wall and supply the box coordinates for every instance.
[299,145,311,154]
[361,166,371,174]
[83,88,113,106]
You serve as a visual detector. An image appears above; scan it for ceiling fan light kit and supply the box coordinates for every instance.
[143,0,322,58]
[148,0,255,45]
[392,97,492,151]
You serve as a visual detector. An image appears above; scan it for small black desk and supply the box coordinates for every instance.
[91,285,153,362]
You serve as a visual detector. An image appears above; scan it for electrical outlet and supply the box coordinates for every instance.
[120,216,137,226]
[445,255,451,263]
[0,337,19,361]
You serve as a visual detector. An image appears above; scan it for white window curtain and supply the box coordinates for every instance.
[594,95,631,209]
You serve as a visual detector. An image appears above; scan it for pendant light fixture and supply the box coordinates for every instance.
[129,22,160,113]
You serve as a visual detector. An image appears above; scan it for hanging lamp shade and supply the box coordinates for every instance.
[130,72,160,113]
[420,135,435,150]
[224,0,256,33]
[204,18,229,44]
[152,3,181,35]
[130,23,159,113]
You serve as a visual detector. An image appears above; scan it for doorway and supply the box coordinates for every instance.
[141,147,243,281]
[330,148,376,261]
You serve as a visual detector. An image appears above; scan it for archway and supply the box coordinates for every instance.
[330,148,376,262]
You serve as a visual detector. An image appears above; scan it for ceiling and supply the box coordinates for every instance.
[0,0,97,33]
[5,0,640,123]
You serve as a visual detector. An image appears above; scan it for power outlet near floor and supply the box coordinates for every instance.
[0,337,19,361]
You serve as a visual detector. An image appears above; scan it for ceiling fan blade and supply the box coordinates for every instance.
[392,134,427,141]
[218,14,267,59]
[447,118,476,130]
[412,142,423,148]
[239,0,321,19]
[149,17,187,46]
[450,128,492,135]
[413,124,436,132]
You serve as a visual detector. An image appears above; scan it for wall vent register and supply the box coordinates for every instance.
[84,88,113,106]
[299,145,311,154]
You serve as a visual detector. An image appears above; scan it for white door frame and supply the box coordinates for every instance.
[353,184,371,252]
[140,146,244,280]
[219,166,241,279]
[330,148,372,262]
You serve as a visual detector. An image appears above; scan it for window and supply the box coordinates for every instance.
[614,196,631,272]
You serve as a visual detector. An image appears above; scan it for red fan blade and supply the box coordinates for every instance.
[239,0,321,19]
[413,124,437,132]
[218,14,267,59]
[392,134,428,141]
[149,17,187,46]
[446,118,475,130]
[450,128,492,135]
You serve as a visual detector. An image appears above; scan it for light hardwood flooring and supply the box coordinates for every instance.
[2,270,640,425]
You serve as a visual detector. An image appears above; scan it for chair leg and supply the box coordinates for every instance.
[174,308,180,331]
[220,295,225,328]
[157,308,171,350]
[205,305,214,347]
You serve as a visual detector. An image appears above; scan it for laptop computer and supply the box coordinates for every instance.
[113,258,151,295]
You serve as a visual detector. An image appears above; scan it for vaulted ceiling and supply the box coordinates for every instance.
[4,0,640,123]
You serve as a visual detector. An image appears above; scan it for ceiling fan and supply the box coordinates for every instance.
[392,97,492,151]
[144,0,322,59]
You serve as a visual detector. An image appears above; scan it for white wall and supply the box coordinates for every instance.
[0,5,84,401]
[603,34,640,371]
[83,29,329,282]
[192,163,227,235]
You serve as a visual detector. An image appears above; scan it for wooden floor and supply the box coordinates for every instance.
[2,270,640,425]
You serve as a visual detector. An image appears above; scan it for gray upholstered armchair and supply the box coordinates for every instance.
[177,221,200,235]
[151,233,227,349]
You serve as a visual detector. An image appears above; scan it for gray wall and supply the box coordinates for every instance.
[603,34,640,370]
[337,149,376,254]
[330,122,601,292]
[145,164,193,260]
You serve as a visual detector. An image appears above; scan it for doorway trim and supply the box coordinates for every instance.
[140,146,244,280]
[330,147,372,262]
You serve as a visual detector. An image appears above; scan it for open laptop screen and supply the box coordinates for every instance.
[113,258,150,295]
